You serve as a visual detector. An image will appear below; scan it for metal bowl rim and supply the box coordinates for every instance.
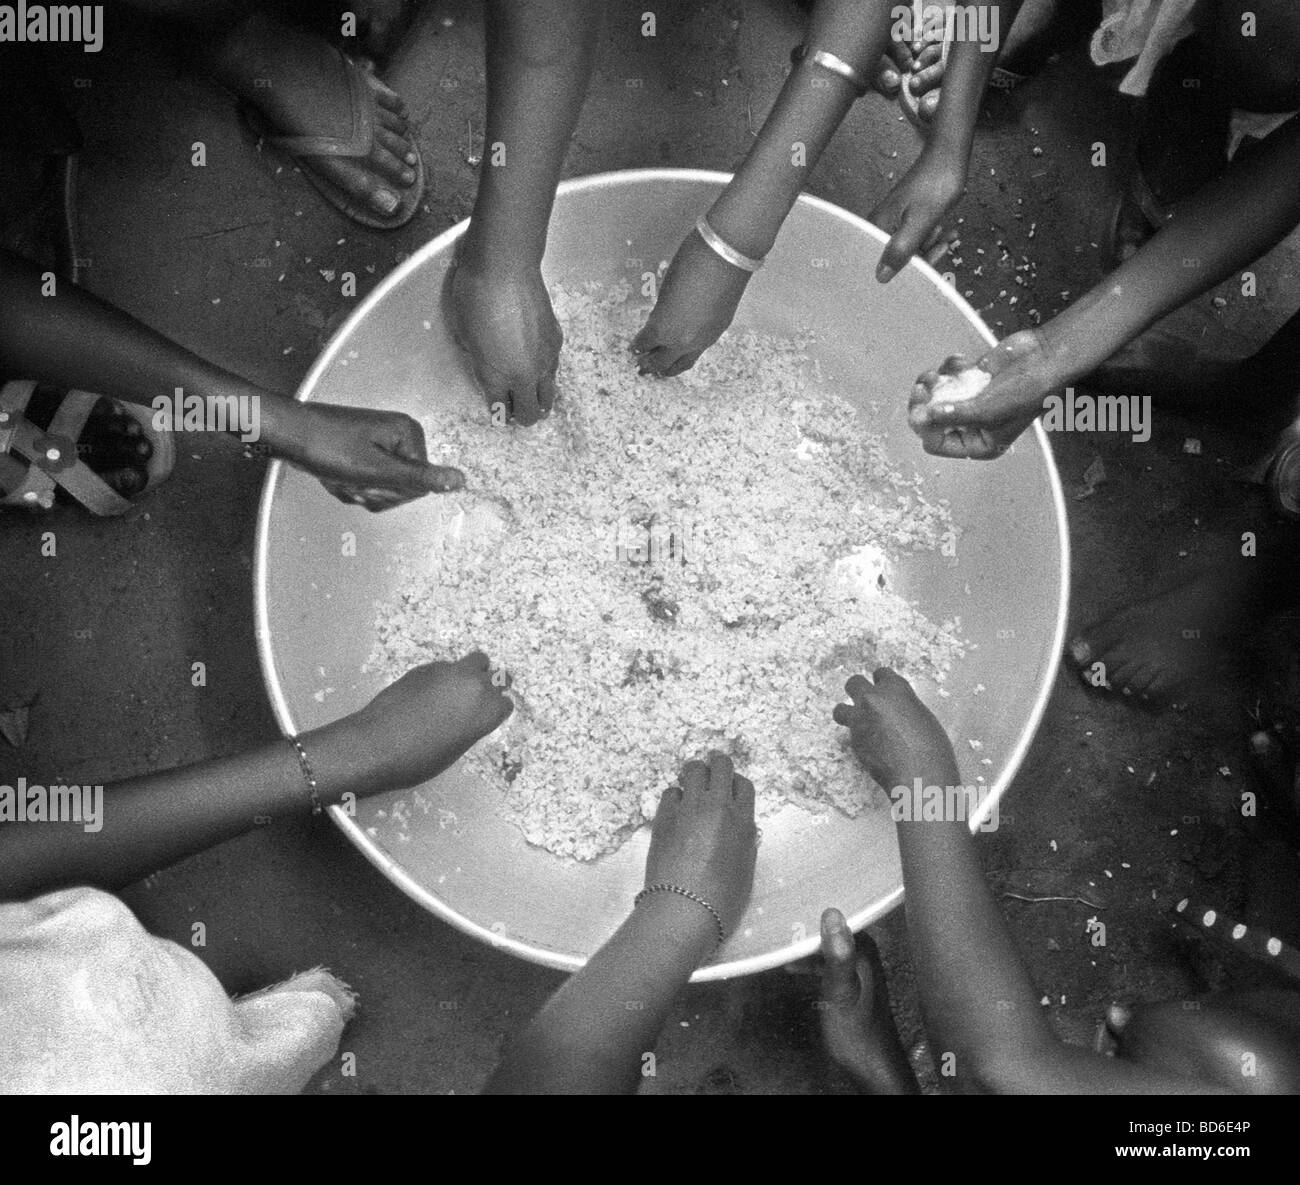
[253,166,1070,981]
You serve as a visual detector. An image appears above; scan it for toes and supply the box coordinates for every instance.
[376,102,410,137]
[367,135,417,186]
[367,74,407,116]
[310,156,402,217]
[103,466,146,497]
[376,125,419,168]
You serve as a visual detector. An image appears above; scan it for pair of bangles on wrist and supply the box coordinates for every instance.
[695,44,870,277]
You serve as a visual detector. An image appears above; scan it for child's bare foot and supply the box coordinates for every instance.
[28,386,153,497]
[1068,567,1258,701]
[208,13,421,226]
[1,384,164,512]
[818,908,919,1094]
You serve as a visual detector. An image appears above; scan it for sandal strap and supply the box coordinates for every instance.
[0,382,132,514]
[0,378,37,416]
[46,385,99,442]
[258,54,376,160]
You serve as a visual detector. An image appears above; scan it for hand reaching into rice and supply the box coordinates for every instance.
[485,750,757,1094]
[630,225,752,377]
[348,652,513,795]
[369,282,964,861]
[644,752,759,935]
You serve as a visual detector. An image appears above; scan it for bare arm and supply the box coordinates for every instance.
[0,249,462,504]
[914,114,1300,459]
[484,895,715,1095]
[0,248,296,448]
[873,1,1025,279]
[836,669,1223,1093]
[708,0,896,258]
[459,0,604,271]
[0,656,511,900]
[486,753,757,1094]
[1039,114,1300,382]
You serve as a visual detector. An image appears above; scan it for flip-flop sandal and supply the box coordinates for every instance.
[0,380,174,515]
[240,52,424,231]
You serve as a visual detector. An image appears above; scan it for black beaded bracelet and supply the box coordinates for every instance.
[289,736,323,816]
[634,882,726,946]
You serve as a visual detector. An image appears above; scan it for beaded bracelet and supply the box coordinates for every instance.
[695,216,764,274]
[634,882,726,946]
[289,736,324,815]
[791,44,871,98]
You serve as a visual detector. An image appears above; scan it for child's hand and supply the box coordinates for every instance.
[832,668,957,790]
[448,256,561,426]
[908,331,1054,460]
[347,653,513,793]
[630,230,751,377]
[644,751,758,935]
[284,402,465,511]
[817,908,918,1094]
[870,150,965,282]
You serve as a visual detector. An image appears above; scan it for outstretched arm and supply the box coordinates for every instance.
[912,114,1300,459]
[0,655,511,900]
[0,249,461,508]
[833,669,1221,1093]
[632,0,895,376]
[872,1,1025,280]
[449,0,604,426]
[486,753,757,1094]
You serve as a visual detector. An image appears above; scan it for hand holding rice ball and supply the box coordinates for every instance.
[907,331,1055,462]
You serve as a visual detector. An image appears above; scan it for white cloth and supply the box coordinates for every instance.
[0,887,355,1093]
[1090,0,1200,96]
[1090,0,1297,157]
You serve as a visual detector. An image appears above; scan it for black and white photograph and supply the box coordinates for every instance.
[0,0,1297,1144]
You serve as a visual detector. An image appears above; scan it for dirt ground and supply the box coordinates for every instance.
[2,0,1298,1094]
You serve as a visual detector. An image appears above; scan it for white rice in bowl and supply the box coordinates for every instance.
[367,282,964,860]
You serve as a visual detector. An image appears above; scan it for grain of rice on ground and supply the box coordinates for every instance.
[368,282,964,860]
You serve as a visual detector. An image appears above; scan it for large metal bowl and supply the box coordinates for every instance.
[255,169,1068,981]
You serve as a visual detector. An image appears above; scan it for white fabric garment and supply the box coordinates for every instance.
[1090,0,1201,96]
[1090,0,1297,156]
[0,887,355,1093]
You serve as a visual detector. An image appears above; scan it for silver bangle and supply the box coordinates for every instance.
[634,882,727,946]
[695,216,764,274]
[793,44,870,98]
[289,736,324,815]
